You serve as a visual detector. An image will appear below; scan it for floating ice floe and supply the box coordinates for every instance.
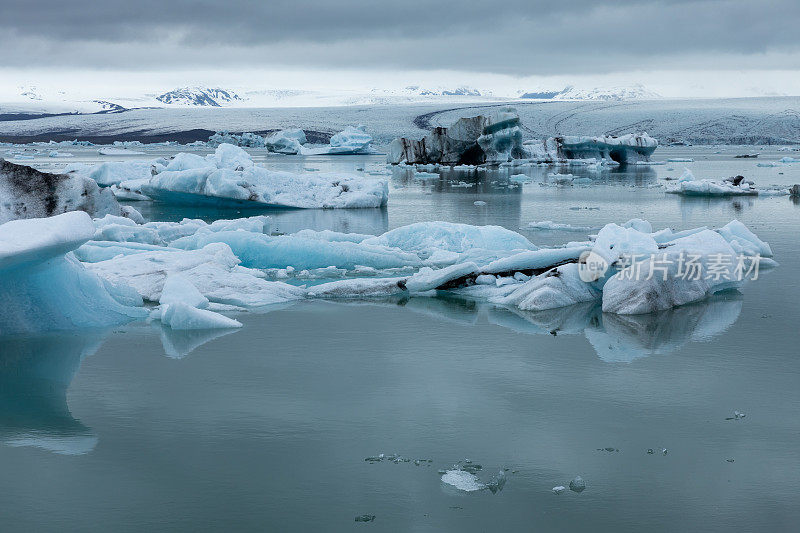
[527,221,599,231]
[66,160,158,186]
[264,128,306,154]
[1,158,142,224]
[75,144,388,208]
[441,467,506,493]
[666,169,789,196]
[538,133,657,164]
[302,125,374,155]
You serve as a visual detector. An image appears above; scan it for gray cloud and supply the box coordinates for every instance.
[1,0,798,74]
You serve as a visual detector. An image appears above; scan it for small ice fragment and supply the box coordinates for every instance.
[474,200,487,206]
[734,410,746,419]
[726,459,735,463]
[662,448,668,455]
[441,470,484,492]
[647,449,654,455]
[552,486,566,494]
[354,515,375,522]
[569,476,586,493]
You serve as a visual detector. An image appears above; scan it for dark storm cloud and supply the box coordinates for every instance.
[1,0,799,73]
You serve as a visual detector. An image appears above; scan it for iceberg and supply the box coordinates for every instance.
[65,160,158,187]
[1,158,141,224]
[302,125,374,155]
[389,110,656,165]
[264,128,307,154]
[388,108,526,165]
[138,144,388,208]
[525,133,657,164]
[0,212,146,334]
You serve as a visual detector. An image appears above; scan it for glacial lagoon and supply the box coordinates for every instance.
[1,146,799,532]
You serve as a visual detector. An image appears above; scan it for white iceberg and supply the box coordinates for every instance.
[139,144,387,208]
[667,170,759,196]
[302,125,373,155]
[264,128,307,154]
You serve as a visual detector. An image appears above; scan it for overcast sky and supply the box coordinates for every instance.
[1,0,799,97]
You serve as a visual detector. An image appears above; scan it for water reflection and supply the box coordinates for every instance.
[678,195,756,217]
[133,202,390,236]
[389,162,658,190]
[319,292,742,362]
[496,294,741,361]
[0,333,106,455]
[158,326,239,359]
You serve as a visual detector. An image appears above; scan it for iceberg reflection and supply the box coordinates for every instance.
[495,294,741,361]
[0,332,106,455]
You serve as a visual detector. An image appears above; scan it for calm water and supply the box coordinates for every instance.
[2,146,799,531]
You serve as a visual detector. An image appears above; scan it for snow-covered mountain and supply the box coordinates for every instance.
[521,84,661,101]
[154,87,243,107]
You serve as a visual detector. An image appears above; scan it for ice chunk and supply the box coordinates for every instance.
[569,476,586,493]
[66,160,155,186]
[552,486,566,494]
[158,303,241,330]
[717,220,773,257]
[389,109,526,165]
[303,125,373,155]
[0,212,146,334]
[139,144,388,209]
[441,470,484,492]
[264,128,307,154]
[667,179,758,196]
[601,230,740,315]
